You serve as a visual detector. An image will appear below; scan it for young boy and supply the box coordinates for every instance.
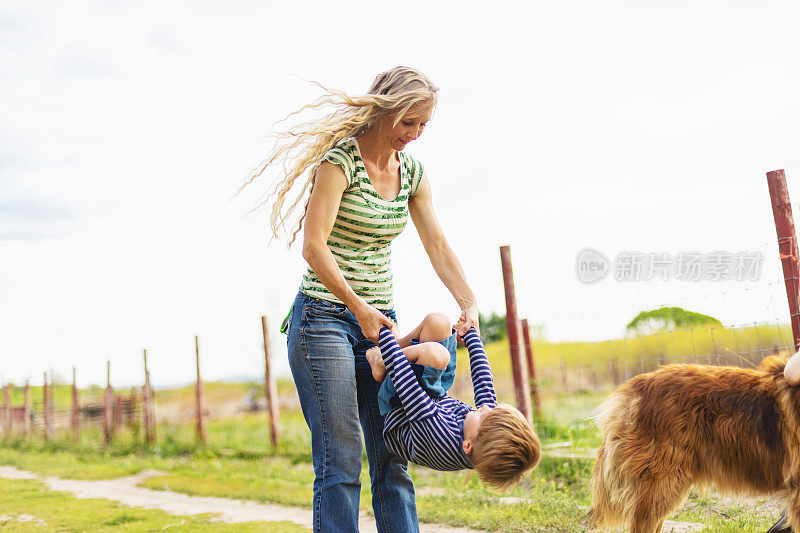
[366,314,541,490]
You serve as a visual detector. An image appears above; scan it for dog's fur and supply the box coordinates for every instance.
[586,354,800,533]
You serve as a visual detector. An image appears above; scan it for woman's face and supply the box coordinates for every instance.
[383,103,433,151]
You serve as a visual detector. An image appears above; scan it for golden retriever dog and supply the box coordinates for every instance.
[586,354,800,533]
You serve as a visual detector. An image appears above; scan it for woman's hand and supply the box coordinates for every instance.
[785,349,800,386]
[454,304,480,340]
[353,301,395,343]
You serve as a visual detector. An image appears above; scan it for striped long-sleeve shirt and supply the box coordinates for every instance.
[379,326,497,471]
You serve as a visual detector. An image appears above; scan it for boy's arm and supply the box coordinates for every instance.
[378,326,437,421]
[463,328,497,408]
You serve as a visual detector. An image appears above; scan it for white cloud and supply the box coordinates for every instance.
[1,1,799,387]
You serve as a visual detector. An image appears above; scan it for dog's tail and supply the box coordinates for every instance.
[585,440,627,529]
[585,391,634,529]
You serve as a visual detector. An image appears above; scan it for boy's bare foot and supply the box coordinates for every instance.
[366,347,386,382]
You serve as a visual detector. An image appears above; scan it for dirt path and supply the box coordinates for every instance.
[0,466,484,532]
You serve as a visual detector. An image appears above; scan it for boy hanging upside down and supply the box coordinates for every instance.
[366,313,541,490]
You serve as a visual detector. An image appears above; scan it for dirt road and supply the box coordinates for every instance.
[0,465,484,532]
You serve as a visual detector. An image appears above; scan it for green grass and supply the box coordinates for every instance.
[151,378,296,407]
[0,477,308,532]
[1,323,794,531]
[1,377,296,414]
[482,323,791,373]
[5,383,104,410]
[0,411,786,532]
[409,456,593,532]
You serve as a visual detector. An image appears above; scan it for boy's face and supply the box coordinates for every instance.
[463,405,492,444]
[462,404,529,455]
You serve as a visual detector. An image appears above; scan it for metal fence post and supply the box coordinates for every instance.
[499,245,533,423]
[767,169,800,349]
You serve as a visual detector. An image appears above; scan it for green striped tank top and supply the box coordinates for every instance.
[299,137,425,310]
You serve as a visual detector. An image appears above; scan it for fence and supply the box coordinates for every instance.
[489,168,800,433]
[2,169,798,450]
[0,316,280,448]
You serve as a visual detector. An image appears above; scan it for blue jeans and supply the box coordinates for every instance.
[287,292,419,533]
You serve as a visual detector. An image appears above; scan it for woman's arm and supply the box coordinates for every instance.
[303,162,394,341]
[408,172,479,337]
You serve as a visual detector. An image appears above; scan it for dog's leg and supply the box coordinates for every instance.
[630,476,691,533]
[631,507,664,533]
[630,485,665,533]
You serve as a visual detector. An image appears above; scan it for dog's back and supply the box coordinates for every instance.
[587,355,799,532]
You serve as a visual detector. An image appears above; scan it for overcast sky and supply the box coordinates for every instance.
[2,1,800,388]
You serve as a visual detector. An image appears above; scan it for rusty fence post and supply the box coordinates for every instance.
[261,316,281,449]
[499,245,533,423]
[72,367,79,443]
[767,169,800,350]
[195,335,207,445]
[520,319,542,419]
[23,380,30,439]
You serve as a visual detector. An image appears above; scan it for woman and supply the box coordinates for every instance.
[245,67,479,532]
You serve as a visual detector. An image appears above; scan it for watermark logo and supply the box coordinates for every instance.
[576,249,763,284]
[576,248,610,284]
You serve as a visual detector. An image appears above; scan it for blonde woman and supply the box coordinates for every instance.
[246,67,479,532]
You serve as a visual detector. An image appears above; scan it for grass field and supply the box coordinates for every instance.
[0,406,786,532]
[0,325,793,531]
[0,477,307,532]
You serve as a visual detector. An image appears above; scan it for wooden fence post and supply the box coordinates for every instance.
[43,372,52,442]
[499,245,533,423]
[142,349,155,444]
[23,380,30,438]
[48,371,55,420]
[195,336,207,445]
[72,367,79,443]
[104,361,113,445]
[141,351,149,442]
[520,319,542,418]
[261,316,281,449]
[128,388,138,432]
[611,358,622,387]
[767,169,800,350]
[114,395,123,433]
[2,384,10,437]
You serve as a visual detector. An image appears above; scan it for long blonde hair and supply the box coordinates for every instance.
[238,66,439,245]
